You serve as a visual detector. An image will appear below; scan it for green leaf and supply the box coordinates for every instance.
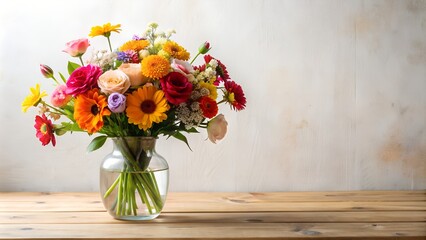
[172,132,192,151]
[87,135,108,152]
[114,60,123,69]
[67,61,81,75]
[58,72,67,83]
[185,127,199,133]
[60,122,81,132]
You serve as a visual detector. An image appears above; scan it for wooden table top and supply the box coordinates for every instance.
[0,191,425,239]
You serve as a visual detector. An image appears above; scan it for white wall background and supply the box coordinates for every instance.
[0,0,425,192]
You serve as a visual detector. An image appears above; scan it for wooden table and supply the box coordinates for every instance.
[0,191,425,239]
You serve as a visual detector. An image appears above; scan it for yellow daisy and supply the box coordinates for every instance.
[89,23,121,37]
[141,55,170,79]
[22,84,47,112]
[126,86,169,131]
[119,40,150,52]
[162,41,190,61]
[199,81,217,100]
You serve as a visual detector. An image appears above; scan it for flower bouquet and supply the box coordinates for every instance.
[22,22,246,219]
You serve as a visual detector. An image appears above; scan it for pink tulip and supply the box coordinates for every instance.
[63,38,90,57]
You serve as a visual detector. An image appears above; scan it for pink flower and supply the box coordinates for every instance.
[171,59,194,75]
[207,114,228,143]
[160,72,192,105]
[40,64,54,78]
[66,64,102,96]
[63,38,90,57]
[51,85,71,107]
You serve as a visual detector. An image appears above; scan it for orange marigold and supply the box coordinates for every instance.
[162,41,190,61]
[141,55,170,79]
[119,39,149,52]
[74,89,111,134]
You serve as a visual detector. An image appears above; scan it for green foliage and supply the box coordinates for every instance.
[87,135,108,152]
[67,61,81,75]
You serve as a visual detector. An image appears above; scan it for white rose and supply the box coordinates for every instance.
[97,70,130,95]
[207,114,228,144]
[118,63,147,87]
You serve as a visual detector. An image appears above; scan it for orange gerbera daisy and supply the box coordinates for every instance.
[162,41,190,61]
[126,86,169,131]
[119,39,149,52]
[141,55,170,79]
[89,23,121,38]
[74,89,111,134]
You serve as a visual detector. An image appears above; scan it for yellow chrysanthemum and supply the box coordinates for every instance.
[126,86,169,131]
[162,41,190,61]
[22,84,47,112]
[199,81,217,100]
[119,40,150,52]
[141,55,170,79]
[89,23,121,37]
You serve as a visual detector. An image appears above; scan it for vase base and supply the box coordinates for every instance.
[113,214,160,221]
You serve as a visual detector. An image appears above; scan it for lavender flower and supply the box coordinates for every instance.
[108,93,126,113]
[116,50,139,63]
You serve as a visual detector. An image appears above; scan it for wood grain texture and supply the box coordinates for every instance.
[0,191,425,239]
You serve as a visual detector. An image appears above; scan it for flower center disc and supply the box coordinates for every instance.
[141,100,156,114]
[91,104,99,115]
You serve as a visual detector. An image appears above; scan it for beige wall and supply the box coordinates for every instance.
[0,0,425,191]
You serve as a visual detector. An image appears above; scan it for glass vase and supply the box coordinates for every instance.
[100,137,169,220]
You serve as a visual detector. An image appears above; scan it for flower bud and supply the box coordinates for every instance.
[198,41,211,54]
[40,64,54,78]
[207,114,228,143]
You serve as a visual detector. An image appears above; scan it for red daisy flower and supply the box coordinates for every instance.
[199,96,218,118]
[34,114,56,146]
[204,55,230,80]
[224,81,246,111]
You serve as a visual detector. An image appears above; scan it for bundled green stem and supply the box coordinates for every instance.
[103,137,164,217]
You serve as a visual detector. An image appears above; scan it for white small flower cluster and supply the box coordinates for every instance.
[194,59,218,83]
[88,50,117,71]
[176,102,204,130]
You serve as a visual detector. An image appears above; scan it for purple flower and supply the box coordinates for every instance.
[108,93,126,113]
[132,35,145,40]
[116,50,139,63]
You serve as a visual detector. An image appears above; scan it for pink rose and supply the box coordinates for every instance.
[51,85,71,107]
[66,64,102,96]
[98,70,130,94]
[118,63,147,87]
[207,114,228,143]
[171,59,194,75]
[63,38,90,57]
[160,72,192,105]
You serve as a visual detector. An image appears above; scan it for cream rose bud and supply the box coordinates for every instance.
[118,63,146,87]
[207,114,228,144]
[97,70,130,95]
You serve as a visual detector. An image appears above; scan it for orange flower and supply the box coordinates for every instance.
[119,40,149,52]
[141,55,170,79]
[126,86,169,131]
[74,89,111,133]
[162,41,190,61]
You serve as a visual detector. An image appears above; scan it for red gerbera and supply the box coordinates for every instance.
[224,81,246,111]
[34,114,56,146]
[199,96,218,118]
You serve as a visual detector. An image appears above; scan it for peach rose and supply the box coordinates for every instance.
[207,114,228,143]
[119,63,147,87]
[97,70,130,95]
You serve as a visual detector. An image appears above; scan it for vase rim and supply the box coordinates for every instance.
[110,136,158,140]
